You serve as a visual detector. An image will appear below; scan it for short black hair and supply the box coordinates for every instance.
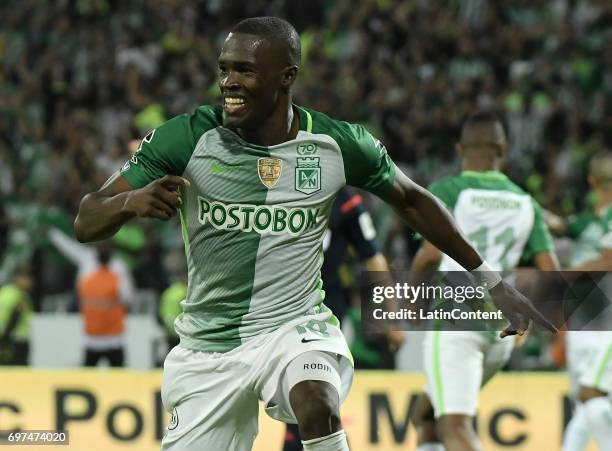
[463,111,502,129]
[461,111,505,141]
[460,111,507,156]
[231,17,301,66]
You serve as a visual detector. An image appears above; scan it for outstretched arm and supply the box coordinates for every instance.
[74,172,189,243]
[48,228,94,267]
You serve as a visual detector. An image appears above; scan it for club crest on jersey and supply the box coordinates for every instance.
[295,157,321,195]
[258,158,282,188]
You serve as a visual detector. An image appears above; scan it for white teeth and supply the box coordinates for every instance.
[225,97,245,105]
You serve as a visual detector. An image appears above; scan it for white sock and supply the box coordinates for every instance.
[302,430,349,450]
[416,444,445,451]
[583,397,612,450]
[562,403,590,451]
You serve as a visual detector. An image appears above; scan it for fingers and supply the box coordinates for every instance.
[159,175,190,190]
[500,327,518,338]
[139,199,176,220]
[500,324,527,338]
[500,318,528,338]
[496,282,558,334]
[147,206,174,220]
[144,176,187,216]
[519,301,558,333]
[500,328,514,338]
[154,187,182,208]
[511,287,558,333]
[151,199,175,217]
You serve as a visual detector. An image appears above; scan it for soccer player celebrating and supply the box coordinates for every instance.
[74,18,556,451]
[410,112,559,451]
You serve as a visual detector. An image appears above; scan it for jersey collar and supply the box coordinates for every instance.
[295,105,313,133]
[461,170,508,181]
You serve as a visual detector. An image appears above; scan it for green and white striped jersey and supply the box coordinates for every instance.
[120,105,395,352]
[567,205,612,268]
[428,171,553,272]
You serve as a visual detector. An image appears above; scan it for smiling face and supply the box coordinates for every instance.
[218,32,291,130]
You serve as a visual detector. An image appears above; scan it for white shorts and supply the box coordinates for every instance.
[577,331,612,394]
[566,331,602,398]
[423,330,514,417]
[160,311,354,451]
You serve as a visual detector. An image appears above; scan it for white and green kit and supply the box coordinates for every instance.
[565,205,612,396]
[422,171,554,417]
[121,105,394,353]
[121,105,395,449]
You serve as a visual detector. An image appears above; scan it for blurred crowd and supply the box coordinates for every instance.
[1,0,611,321]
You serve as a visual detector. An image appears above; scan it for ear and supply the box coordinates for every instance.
[281,65,298,92]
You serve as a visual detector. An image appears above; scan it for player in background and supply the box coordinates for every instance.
[410,112,559,451]
[326,190,403,369]
[74,17,555,451]
[546,151,612,451]
[283,187,404,451]
[321,188,386,323]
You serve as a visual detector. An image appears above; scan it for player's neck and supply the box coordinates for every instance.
[237,103,298,146]
[462,159,498,173]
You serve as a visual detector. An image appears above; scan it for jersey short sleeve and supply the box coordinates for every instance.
[428,177,461,210]
[523,198,555,260]
[412,177,460,242]
[120,105,221,189]
[342,125,396,196]
[565,211,593,240]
